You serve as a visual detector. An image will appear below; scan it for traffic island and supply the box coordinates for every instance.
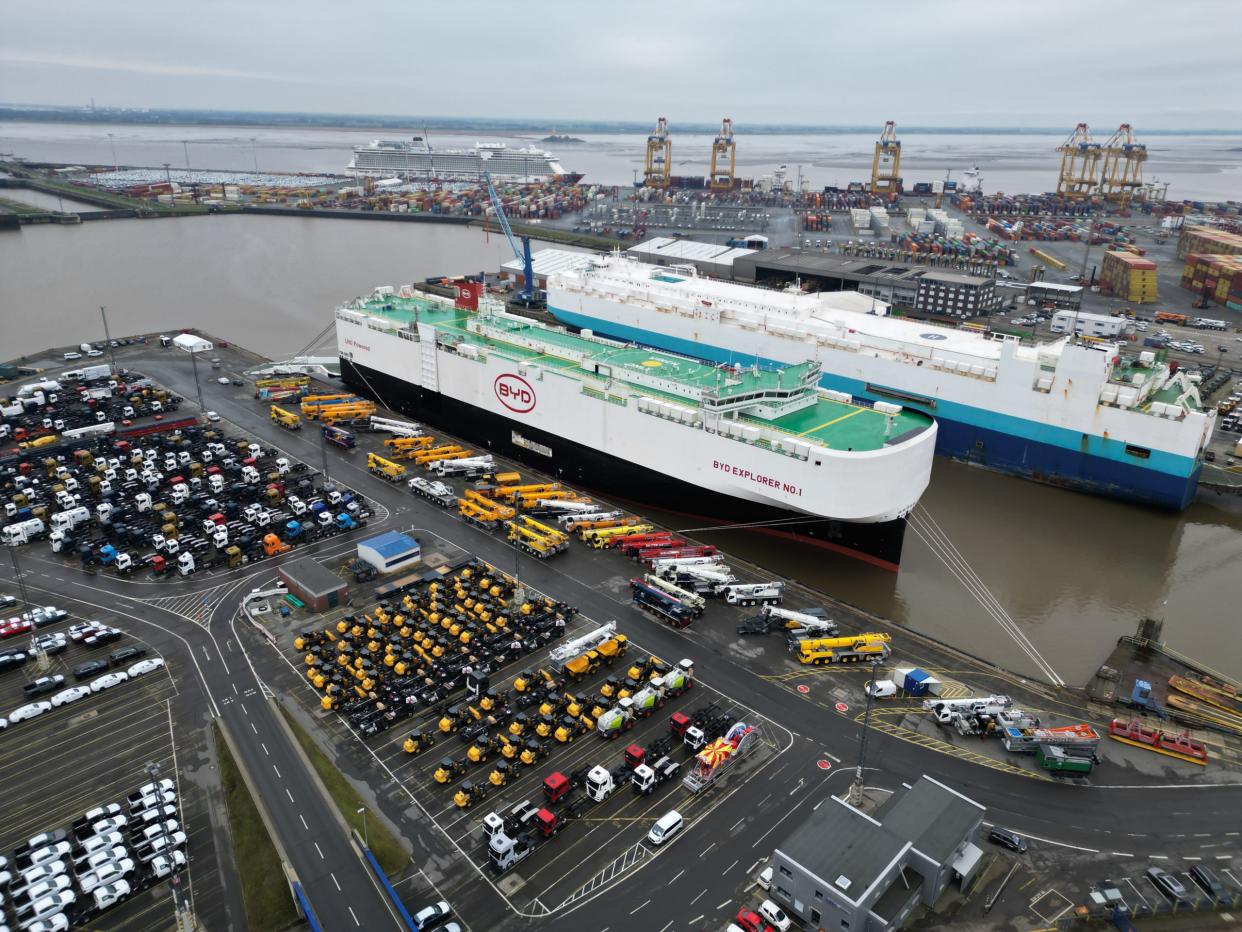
[214,722,300,932]
[277,702,410,875]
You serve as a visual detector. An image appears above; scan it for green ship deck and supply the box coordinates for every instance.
[352,293,932,452]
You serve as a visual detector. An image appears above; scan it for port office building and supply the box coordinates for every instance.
[767,775,985,931]
[732,249,1000,318]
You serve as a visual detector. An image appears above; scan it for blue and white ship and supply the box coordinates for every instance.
[545,256,1215,509]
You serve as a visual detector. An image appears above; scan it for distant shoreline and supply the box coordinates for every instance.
[2,106,1239,136]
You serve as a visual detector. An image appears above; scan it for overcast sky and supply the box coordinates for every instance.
[3,0,1240,129]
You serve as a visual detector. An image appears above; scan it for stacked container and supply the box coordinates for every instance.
[1176,224,1242,260]
[1180,254,1242,309]
[1101,251,1158,303]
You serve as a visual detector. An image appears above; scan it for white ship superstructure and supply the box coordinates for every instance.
[349,137,573,180]
[546,256,1214,509]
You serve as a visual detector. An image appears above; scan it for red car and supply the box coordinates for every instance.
[0,618,33,639]
[736,909,772,932]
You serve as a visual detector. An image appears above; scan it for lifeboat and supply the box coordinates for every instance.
[1108,718,1207,766]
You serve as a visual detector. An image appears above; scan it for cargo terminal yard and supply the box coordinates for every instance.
[3,330,1241,932]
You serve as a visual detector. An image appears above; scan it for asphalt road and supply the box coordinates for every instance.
[7,343,1237,931]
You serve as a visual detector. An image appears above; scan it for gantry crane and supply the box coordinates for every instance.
[870,121,901,195]
[709,118,736,191]
[1056,123,1102,198]
[1099,123,1147,208]
[643,117,672,189]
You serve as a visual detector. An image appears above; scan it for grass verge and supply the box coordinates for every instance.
[214,722,300,932]
[278,704,409,876]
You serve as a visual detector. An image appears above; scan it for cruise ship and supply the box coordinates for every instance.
[348,137,581,182]
[545,256,1215,509]
[335,285,938,569]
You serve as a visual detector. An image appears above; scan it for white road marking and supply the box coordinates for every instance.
[202,645,211,662]
[1110,852,1134,858]
[1150,854,1168,860]
[348,905,359,926]
[285,788,294,803]
[300,814,308,830]
[690,889,706,905]
[629,899,650,915]
[725,859,738,873]
[273,764,281,778]
[331,872,341,891]
[667,869,684,885]
[250,722,258,734]
[261,742,269,756]
[314,842,324,859]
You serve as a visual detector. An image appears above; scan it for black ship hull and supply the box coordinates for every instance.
[342,359,907,570]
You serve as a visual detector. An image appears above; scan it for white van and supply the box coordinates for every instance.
[647,810,683,846]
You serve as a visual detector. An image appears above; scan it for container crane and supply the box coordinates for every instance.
[644,117,672,189]
[483,170,537,307]
[1099,123,1147,208]
[1056,123,1102,198]
[870,120,901,196]
[709,118,736,191]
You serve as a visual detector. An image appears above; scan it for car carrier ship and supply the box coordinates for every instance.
[335,286,937,569]
[348,137,581,182]
[544,256,1215,510]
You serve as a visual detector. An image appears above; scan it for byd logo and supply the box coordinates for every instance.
[494,374,535,413]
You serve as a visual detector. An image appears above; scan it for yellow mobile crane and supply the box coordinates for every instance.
[1056,123,1103,198]
[870,120,901,196]
[367,452,407,481]
[383,435,435,459]
[644,117,672,189]
[797,633,892,666]
[709,118,736,191]
[1099,123,1147,207]
[269,405,302,430]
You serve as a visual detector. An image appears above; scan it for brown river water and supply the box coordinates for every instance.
[1,215,1236,684]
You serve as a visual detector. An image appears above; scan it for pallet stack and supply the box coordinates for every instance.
[1101,250,1158,304]
[1181,254,1242,310]
[1176,224,1242,260]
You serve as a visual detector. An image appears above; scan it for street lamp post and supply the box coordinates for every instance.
[100,306,117,376]
[356,806,369,848]
[145,761,193,931]
[848,657,883,806]
[250,137,259,173]
[188,347,205,413]
[182,140,191,172]
[107,132,118,172]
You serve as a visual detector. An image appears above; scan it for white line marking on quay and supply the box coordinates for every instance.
[273,764,281,778]
[285,788,294,803]
[331,873,341,891]
[690,890,706,905]
[314,842,324,859]
[300,814,308,830]
[667,869,684,885]
[348,905,359,926]
[629,900,650,915]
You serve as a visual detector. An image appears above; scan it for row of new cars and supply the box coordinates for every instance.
[0,779,186,930]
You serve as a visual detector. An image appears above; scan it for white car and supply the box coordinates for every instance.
[74,847,128,874]
[757,865,773,891]
[758,899,792,932]
[8,702,51,723]
[79,803,122,824]
[134,804,178,826]
[89,671,129,693]
[136,832,187,861]
[205,411,221,422]
[12,876,72,908]
[63,352,82,361]
[136,820,179,844]
[15,863,66,892]
[92,879,131,910]
[78,859,134,893]
[85,350,104,358]
[23,844,70,869]
[16,889,74,921]
[129,790,176,813]
[127,657,165,677]
[50,686,90,708]
[75,832,124,858]
[216,377,230,385]
[149,850,187,879]
[85,815,127,836]
[22,915,69,932]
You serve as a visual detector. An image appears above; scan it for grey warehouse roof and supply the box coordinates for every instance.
[777,799,908,905]
[875,776,985,863]
[278,556,348,598]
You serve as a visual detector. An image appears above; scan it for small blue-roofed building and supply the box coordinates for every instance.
[357,531,421,575]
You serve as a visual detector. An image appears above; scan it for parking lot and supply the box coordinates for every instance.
[0,599,223,931]
[252,538,792,919]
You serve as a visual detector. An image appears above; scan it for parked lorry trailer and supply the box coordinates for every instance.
[642,574,705,615]
[718,582,784,606]
[630,577,696,627]
[408,476,456,507]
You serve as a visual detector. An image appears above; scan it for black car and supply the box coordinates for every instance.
[109,646,147,666]
[0,649,28,672]
[1190,865,1230,903]
[85,628,123,647]
[22,674,65,697]
[74,659,109,680]
[0,594,17,610]
[988,828,1028,853]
